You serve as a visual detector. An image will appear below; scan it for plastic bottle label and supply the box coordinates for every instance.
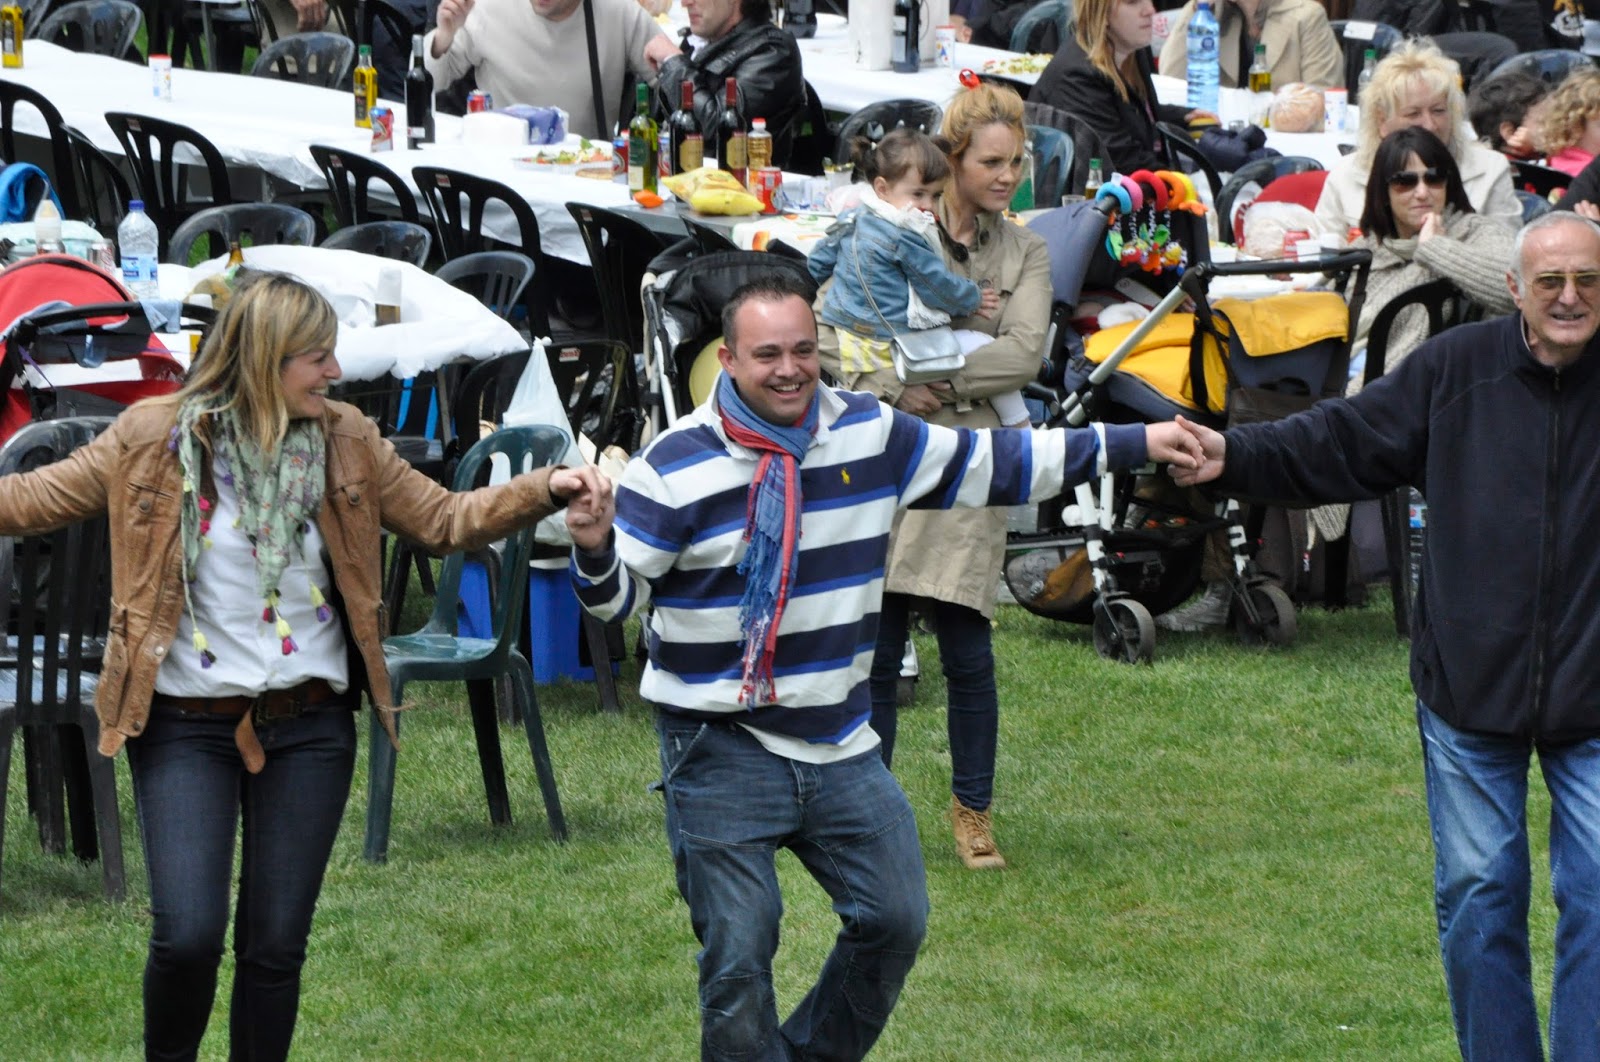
[121,255,158,290]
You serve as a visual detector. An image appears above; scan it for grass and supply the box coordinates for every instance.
[0,591,1558,1060]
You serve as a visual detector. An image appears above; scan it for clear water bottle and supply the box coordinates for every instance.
[117,200,160,300]
[1186,0,1220,115]
[1355,48,1377,107]
[1407,487,1427,606]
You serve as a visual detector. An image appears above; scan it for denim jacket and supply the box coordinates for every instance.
[808,203,983,340]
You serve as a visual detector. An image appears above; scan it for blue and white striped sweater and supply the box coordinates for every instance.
[570,384,1146,747]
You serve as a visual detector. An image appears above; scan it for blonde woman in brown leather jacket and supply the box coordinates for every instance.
[0,272,601,1062]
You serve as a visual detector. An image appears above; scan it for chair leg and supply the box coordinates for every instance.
[24,726,67,856]
[512,651,567,842]
[77,710,125,902]
[1381,488,1410,638]
[382,538,413,635]
[363,701,401,863]
[466,678,512,827]
[581,613,622,714]
[0,712,14,901]
[61,727,98,863]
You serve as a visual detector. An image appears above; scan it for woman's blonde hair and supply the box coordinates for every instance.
[1355,39,1467,161]
[1073,0,1145,102]
[151,271,338,453]
[1536,68,1600,155]
[940,81,1026,163]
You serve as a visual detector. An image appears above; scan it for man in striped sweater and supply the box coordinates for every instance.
[565,274,1200,1061]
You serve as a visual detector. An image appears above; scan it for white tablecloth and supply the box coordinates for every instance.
[1152,74,1355,170]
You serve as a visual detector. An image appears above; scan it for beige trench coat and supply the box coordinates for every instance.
[818,202,1053,617]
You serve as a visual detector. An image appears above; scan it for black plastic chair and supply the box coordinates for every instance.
[785,78,832,177]
[309,143,421,227]
[1483,48,1595,88]
[331,0,421,97]
[0,416,126,902]
[1511,160,1571,201]
[1214,156,1326,245]
[1362,277,1481,638]
[164,202,318,264]
[320,219,432,267]
[434,250,536,322]
[250,30,355,88]
[363,425,570,863]
[1009,0,1070,52]
[16,0,51,33]
[105,111,235,258]
[1156,122,1224,200]
[414,165,549,334]
[61,123,133,235]
[1028,124,1072,208]
[833,98,944,165]
[32,0,142,58]
[566,203,673,351]
[0,82,83,223]
[683,217,739,254]
[1328,20,1405,102]
[1023,102,1114,198]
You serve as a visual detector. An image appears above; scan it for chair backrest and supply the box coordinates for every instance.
[1483,48,1595,88]
[17,0,51,34]
[104,111,234,256]
[566,203,672,350]
[1215,155,1325,244]
[32,0,141,59]
[414,165,547,332]
[60,123,132,234]
[309,143,420,226]
[1516,188,1553,225]
[250,31,356,88]
[1511,159,1571,200]
[683,217,739,254]
[1363,276,1479,386]
[1328,20,1405,101]
[0,416,116,721]
[320,219,432,267]
[1010,0,1071,53]
[165,202,318,264]
[833,99,943,166]
[434,250,536,322]
[421,426,568,657]
[1028,124,1072,208]
[0,81,77,220]
[1022,102,1114,197]
[1156,123,1223,200]
[542,338,643,454]
[785,79,832,177]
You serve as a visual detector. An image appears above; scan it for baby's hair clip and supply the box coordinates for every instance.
[958,68,981,89]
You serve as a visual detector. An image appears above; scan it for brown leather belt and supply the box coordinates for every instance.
[152,679,350,774]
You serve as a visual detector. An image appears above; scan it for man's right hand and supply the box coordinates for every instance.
[894,384,943,418]
[563,466,616,553]
[1168,415,1226,486]
[432,0,474,56]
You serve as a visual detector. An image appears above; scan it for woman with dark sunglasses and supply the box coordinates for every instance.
[1345,126,1517,395]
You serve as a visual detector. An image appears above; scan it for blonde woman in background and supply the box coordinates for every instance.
[1159,0,1341,90]
[1314,39,1521,239]
[1538,68,1600,176]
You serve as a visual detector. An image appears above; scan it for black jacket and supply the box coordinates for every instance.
[1028,35,1188,175]
[656,16,807,169]
[1219,314,1600,744]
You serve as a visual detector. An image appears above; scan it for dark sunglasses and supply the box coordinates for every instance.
[1387,168,1447,191]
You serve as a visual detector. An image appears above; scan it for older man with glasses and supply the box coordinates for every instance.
[1170,210,1600,1062]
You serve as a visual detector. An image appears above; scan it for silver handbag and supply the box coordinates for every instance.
[852,225,967,385]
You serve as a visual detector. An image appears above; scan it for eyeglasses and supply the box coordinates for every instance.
[1386,168,1447,191]
[1529,271,1600,296]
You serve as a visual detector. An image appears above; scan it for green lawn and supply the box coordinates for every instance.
[0,594,1555,1060]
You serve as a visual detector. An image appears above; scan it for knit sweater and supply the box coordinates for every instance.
[570,383,1146,762]
[1346,210,1517,394]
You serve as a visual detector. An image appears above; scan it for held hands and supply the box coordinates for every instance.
[550,466,616,552]
[894,383,944,418]
[1166,415,1227,486]
[1144,421,1203,472]
[433,0,474,54]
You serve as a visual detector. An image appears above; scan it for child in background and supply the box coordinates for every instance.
[808,129,1030,429]
[1537,68,1600,176]
[1468,70,1550,162]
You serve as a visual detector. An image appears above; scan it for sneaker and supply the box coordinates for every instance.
[951,797,1007,869]
[1156,581,1232,632]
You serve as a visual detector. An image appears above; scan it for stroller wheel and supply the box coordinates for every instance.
[1092,599,1156,665]
[1232,582,1298,647]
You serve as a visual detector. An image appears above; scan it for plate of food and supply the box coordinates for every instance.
[982,53,1052,77]
[515,138,612,173]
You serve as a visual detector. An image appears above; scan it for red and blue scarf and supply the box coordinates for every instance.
[716,372,819,707]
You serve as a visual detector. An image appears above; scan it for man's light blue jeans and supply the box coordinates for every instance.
[656,713,929,1062]
[1417,701,1600,1061]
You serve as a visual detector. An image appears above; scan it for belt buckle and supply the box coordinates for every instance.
[251,684,307,727]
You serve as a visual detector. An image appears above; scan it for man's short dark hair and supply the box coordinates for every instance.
[1468,72,1549,151]
[721,271,817,352]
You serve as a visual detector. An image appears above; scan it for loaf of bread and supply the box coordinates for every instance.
[1269,83,1327,134]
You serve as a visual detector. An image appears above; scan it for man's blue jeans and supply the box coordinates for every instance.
[655,714,929,1062]
[128,704,356,1062]
[1417,702,1600,1062]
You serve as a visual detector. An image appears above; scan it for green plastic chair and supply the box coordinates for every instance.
[363,425,570,863]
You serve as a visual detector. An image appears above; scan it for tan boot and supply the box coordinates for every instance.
[951,797,1007,869]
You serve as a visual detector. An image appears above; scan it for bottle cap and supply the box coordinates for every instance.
[129,198,144,211]
[753,117,767,130]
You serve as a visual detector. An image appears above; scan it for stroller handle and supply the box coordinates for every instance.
[1180,249,1374,294]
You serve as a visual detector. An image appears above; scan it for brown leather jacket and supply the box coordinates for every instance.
[0,400,566,758]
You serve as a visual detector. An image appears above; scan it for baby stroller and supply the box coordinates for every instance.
[0,255,206,444]
[641,247,819,434]
[1006,206,1371,662]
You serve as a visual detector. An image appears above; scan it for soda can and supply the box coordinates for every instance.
[370,106,394,152]
[753,167,783,214]
[150,53,172,101]
[89,239,116,274]
[466,89,492,113]
[612,133,627,183]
